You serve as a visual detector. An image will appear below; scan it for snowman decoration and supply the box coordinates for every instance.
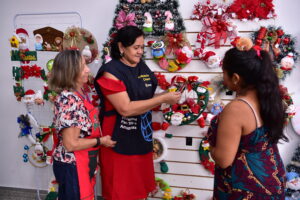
[280,53,295,72]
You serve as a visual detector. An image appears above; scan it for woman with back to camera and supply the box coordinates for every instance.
[207,37,287,199]
[48,50,116,200]
[94,26,181,200]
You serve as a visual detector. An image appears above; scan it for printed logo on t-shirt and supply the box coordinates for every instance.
[138,74,152,88]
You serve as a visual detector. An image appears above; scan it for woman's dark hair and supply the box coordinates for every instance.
[110,26,144,59]
[48,50,82,93]
[223,48,288,144]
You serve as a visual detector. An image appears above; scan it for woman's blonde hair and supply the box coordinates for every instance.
[48,50,82,93]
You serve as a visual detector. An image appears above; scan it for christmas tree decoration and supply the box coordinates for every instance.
[227,0,276,21]
[286,145,300,197]
[63,27,99,64]
[101,0,186,63]
[33,26,64,51]
[252,26,299,80]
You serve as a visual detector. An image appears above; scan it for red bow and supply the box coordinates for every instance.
[164,32,184,55]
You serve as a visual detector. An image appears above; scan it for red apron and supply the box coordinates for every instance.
[74,91,101,200]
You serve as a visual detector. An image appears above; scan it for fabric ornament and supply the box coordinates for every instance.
[152,177,173,199]
[150,32,193,72]
[190,0,229,21]
[174,189,196,200]
[16,28,29,50]
[252,26,299,80]
[153,135,168,173]
[199,137,215,174]
[201,15,238,49]
[115,10,137,30]
[33,26,64,51]
[279,85,296,125]
[162,75,210,126]
[227,0,276,21]
[143,12,153,33]
[164,11,174,31]
[63,27,99,64]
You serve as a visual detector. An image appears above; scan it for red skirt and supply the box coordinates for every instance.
[99,147,155,200]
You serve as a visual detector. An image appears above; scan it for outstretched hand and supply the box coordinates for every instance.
[163,91,181,105]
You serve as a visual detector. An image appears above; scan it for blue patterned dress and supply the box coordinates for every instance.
[207,110,286,199]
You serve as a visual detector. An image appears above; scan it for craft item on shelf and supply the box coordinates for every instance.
[12,64,48,103]
[227,0,276,21]
[190,0,229,21]
[279,85,295,125]
[16,28,30,50]
[161,75,209,126]
[152,121,170,131]
[143,12,153,32]
[153,135,169,173]
[115,10,137,30]
[164,11,174,31]
[63,26,99,64]
[199,137,215,174]
[252,26,298,80]
[150,32,193,72]
[11,48,37,61]
[174,189,196,200]
[153,177,173,200]
[194,32,221,68]
[33,26,64,51]
[9,34,21,50]
[291,107,300,136]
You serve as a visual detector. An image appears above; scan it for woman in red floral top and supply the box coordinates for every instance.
[49,50,116,200]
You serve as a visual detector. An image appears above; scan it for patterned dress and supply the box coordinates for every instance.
[207,102,286,200]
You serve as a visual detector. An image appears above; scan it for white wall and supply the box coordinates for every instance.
[0,0,299,198]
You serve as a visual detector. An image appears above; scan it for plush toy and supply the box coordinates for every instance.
[164,11,174,31]
[151,41,165,59]
[280,53,295,71]
[82,45,92,63]
[143,12,153,32]
[201,51,221,68]
[34,90,44,105]
[16,28,29,50]
[22,89,36,105]
[286,172,300,190]
[34,34,43,51]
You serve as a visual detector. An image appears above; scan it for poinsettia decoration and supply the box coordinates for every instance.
[227,0,276,21]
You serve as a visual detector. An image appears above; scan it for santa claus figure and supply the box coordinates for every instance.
[170,112,184,126]
[201,51,221,69]
[34,90,44,105]
[280,53,295,71]
[82,45,92,64]
[22,89,36,105]
[16,28,29,50]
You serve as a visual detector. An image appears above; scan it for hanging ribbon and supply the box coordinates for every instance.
[202,16,237,48]
[115,10,136,30]
[64,27,82,48]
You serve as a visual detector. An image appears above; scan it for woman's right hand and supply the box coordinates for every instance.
[162,91,181,105]
[100,135,117,148]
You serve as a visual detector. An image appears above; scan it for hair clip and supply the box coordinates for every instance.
[253,45,262,59]
[233,37,253,51]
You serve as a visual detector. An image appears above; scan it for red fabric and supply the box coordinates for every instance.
[97,76,156,200]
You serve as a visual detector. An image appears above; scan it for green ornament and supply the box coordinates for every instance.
[160,161,169,173]
[47,59,54,72]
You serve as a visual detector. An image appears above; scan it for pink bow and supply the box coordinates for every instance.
[115,10,136,30]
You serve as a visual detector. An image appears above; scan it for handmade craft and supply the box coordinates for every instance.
[252,26,298,79]
[33,26,64,51]
[63,27,99,64]
[161,75,209,126]
[227,0,276,21]
[150,32,193,72]
[199,137,215,174]
[279,85,296,125]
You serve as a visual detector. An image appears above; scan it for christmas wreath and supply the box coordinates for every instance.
[199,137,215,174]
[252,26,299,80]
[149,32,193,72]
[12,64,49,104]
[160,75,210,126]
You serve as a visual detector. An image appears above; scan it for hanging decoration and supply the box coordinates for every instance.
[149,33,193,72]
[63,26,99,64]
[227,0,276,21]
[153,177,173,200]
[158,74,209,126]
[101,0,186,64]
[174,189,196,200]
[279,85,296,125]
[252,26,299,80]
[199,137,215,174]
[33,26,63,51]
[153,135,168,173]
[190,0,229,21]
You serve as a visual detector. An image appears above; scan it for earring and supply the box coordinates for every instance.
[120,51,124,57]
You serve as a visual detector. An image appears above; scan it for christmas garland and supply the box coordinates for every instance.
[161,75,210,126]
[149,32,193,72]
[252,26,299,80]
